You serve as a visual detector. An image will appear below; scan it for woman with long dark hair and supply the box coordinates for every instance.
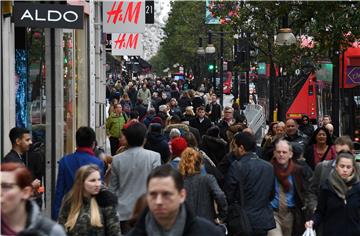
[304,127,336,169]
[58,165,120,236]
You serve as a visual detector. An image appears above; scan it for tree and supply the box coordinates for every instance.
[210,1,360,129]
[150,1,233,80]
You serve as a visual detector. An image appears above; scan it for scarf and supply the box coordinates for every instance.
[76,147,95,156]
[145,204,186,236]
[328,169,360,200]
[272,159,295,192]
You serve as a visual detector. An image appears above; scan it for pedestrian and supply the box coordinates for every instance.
[179,147,227,223]
[189,106,212,137]
[58,165,120,236]
[1,127,43,206]
[52,127,105,220]
[201,126,227,166]
[205,93,222,124]
[304,127,336,170]
[137,83,151,106]
[284,119,309,153]
[106,103,128,155]
[1,163,66,235]
[305,152,360,236]
[261,121,278,149]
[126,165,225,235]
[144,123,170,164]
[225,132,275,236]
[299,115,314,137]
[267,139,312,236]
[109,122,161,234]
[169,136,188,169]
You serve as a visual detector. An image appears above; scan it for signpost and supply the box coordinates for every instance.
[347,66,360,84]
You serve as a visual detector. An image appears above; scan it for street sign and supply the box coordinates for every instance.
[145,0,154,24]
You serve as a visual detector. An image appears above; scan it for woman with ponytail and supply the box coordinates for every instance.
[58,165,120,236]
[178,147,227,223]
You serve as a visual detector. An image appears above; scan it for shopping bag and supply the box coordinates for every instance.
[302,228,316,236]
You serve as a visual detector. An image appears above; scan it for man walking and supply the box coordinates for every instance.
[225,132,275,236]
[52,127,104,220]
[109,122,161,234]
[106,103,128,155]
[127,165,224,235]
[206,93,222,124]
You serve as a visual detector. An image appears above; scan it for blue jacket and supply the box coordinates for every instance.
[52,151,104,220]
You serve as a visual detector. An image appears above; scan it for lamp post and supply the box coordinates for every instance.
[269,14,296,122]
[197,37,205,88]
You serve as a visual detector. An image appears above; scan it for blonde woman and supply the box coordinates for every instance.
[58,165,120,236]
[178,147,228,223]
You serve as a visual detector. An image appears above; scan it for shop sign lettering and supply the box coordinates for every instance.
[103,1,145,33]
[111,33,143,56]
[14,3,83,29]
[347,66,360,84]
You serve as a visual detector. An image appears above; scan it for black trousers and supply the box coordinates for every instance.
[109,137,119,156]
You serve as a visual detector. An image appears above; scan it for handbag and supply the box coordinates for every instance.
[302,228,316,236]
[226,162,252,236]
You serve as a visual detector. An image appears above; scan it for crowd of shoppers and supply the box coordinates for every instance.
[2,74,360,236]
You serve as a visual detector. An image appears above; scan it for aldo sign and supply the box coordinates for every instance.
[14,3,83,29]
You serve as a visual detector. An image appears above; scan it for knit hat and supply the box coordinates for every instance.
[171,137,188,157]
[150,116,164,127]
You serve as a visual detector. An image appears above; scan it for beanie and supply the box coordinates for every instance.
[171,137,188,157]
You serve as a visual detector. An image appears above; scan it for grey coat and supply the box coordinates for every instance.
[109,147,161,221]
[18,200,66,236]
[184,174,228,222]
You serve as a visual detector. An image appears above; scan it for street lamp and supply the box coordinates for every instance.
[275,14,296,46]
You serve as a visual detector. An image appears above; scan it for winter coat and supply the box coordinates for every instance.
[53,151,105,220]
[137,88,151,105]
[313,180,360,236]
[299,123,314,137]
[144,132,170,164]
[106,112,128,138]
[304,144,336,170]
[184,174,228,222]
[201,135,228,166]
[225,152,276,232]
[58,190,120,236]
[109,147,161,221]
[205,102,222,123]
[11,201,66,236]
[178,97,192,112]
[189,117,212,137]
[126,204,224,236]
[283,131,309,154]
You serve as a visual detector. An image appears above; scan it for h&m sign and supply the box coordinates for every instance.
[14,3,83,29]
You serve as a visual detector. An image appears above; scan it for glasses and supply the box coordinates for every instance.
[1,183,18,191]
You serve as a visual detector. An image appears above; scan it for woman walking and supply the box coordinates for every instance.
[305,152,360,236]
[1,163,66,235]
[58,165,120,236]
[178,147,227,223]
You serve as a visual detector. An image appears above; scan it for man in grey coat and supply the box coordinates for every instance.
[109,122,161,234]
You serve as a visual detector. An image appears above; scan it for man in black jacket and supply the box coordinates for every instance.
[225,132,276,236]
[126,165,224,236]
[2,127,42,198]
[189,106,212,137]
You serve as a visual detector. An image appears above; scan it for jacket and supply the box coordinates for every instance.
[206,102,222,123]
[313,180,360,236]
[58,190,120,236]
[284,131,309,153]
[109,147,161,221]
[144,132,170,164]
[106,112,127,138]
[189,117,212,137]
[126,204,224,236]
[52,151,105,220]
[271,162,313,235]
[184,174,228,221]
[304,144,336,170]
[225,152,276,232]
[15,200,66,236]
[201,135,228,165]
[137,88,151,104]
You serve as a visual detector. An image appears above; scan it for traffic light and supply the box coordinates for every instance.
[208,63,214,72]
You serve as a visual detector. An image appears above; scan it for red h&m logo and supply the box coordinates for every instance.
[107,1,141,25]
[114,33,139,49]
